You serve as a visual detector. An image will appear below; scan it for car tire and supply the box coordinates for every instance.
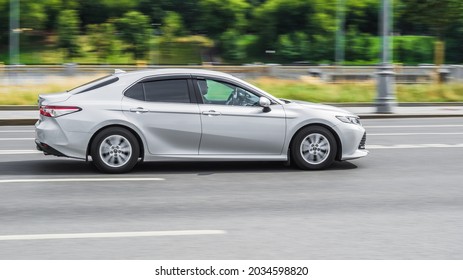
[91,127,140,173]
[291,125,337,170]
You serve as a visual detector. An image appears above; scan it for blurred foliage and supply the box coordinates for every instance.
[161,11,186,40]
[197,0,250,38]
[115,11,152,60]
[57,9,81,60]
[86,22,117,63]
[1,0,463,64]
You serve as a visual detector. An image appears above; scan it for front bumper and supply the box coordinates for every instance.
[335,123,369,161]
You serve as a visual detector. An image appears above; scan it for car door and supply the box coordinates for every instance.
[121,76,202,155]
[195,77,286,155]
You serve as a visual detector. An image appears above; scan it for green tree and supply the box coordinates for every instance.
[138,0,201,33]
[0,0,9,45]
[57,9,81,60]
[162,11,186,40]
[87,22,117,63]
[276,32,309,61]
[220,29,247,61]
[198,0,250,38]
[20,2,47,30]
[400,0,463,64]
[252,0,336,62]
[79,0,139,26]
[43,0,79,30]
[115,11,152,60]
[401,0,462,39]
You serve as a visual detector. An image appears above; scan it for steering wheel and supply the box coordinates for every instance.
[225,88,238,105]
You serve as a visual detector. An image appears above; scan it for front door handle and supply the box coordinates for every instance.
[130,107,149,113]
[202,110,221,116]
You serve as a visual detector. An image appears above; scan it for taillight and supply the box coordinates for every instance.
[40,105,81,118]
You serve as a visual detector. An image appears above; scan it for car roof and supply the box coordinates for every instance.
[111,68,284,105]
[115,68,236,80]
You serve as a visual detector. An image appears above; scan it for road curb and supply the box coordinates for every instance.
[0,119,37,126]
[359,114,463,119]
[0,105,37,111]
[324,102,463,107]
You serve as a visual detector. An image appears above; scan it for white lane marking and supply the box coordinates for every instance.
[0,130,35,133]
[369,132,463,136]
[0,178,165,184]
[364,125,463,128]
[0,138,34,141]
[368,144,463,149]
[0,230,226,241]
[0,150,42,155]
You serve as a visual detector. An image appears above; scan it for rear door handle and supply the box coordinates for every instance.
[130,107,149,113]
[202,110,221,116]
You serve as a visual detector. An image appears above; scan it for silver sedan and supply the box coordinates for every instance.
[35,69,368,173]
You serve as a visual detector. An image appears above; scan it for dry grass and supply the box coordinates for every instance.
[1,75,463,105]
[0,75,106,105]
[248,76,376,103]
[396,83,463,102]
[248,76,463,103]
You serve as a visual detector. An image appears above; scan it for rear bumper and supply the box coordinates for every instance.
[35,139,67,157]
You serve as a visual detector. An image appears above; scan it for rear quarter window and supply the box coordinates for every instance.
[72,76,119,94]
[124,83,144,101]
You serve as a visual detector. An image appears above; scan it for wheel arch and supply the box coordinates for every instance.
[86,124,145,161]
[289,123,343,161]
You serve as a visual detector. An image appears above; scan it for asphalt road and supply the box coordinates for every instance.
[0,118,462,260]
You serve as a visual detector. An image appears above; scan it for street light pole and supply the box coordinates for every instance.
[152,23,162,65]
[376,0,396,113]
[9,0,20,65]
[335,0,346,65]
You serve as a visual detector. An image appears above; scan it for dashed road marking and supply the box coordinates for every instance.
[0,130,35,133]
[0,230,226,241]
[364,124,463,128]
[0,150,41,155]
[369,132,463,136]
[0,138,34,141]
[368,143,463,149]
[0,178,165,184]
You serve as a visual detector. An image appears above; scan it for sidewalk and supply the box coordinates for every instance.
[343,105,463,119]
[1,104,463,125]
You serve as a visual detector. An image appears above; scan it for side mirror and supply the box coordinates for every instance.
[259,97,271,112]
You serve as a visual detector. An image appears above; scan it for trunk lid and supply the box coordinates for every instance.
[38,92,72,107]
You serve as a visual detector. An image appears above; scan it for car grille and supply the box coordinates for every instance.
[359,132,366,149]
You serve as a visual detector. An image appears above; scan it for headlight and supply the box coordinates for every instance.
[336,115,362,126]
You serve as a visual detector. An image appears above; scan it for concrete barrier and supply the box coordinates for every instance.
[1,64,462,84]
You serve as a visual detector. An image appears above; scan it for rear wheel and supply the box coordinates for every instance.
[291,126,337,170]
[91,127,140,173]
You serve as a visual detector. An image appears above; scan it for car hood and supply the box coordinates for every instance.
[290,100,355,116]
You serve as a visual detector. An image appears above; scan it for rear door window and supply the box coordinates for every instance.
[144,79,190,103]
[124,79,191,103]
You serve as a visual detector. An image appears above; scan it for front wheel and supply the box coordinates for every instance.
[91,127,140,173]
[290,126,337,170]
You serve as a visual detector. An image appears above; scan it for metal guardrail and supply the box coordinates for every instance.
[1,64,462,84]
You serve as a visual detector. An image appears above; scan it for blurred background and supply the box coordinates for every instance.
[1,0,463,105]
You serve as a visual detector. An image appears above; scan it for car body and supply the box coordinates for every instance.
[35,68,368,173]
